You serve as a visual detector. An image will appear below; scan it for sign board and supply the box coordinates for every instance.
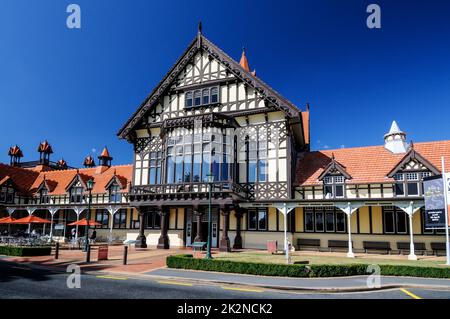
[424,175,448,229]
[267,240,278,254]
[98,245,108,260]
[54,224,64,230]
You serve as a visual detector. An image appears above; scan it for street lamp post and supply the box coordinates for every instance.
[83,179,95,256]
[205,173,214,259]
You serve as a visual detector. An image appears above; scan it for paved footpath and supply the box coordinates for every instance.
[146,268,450,292]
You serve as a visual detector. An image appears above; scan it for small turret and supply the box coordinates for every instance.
[98,147,112,167]
[384,121,409,154]
[83,155,96,168]
[37,140,53,164]
[8,145,23,166]
[56,158,68,169]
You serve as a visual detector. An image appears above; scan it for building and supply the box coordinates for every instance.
[1,27,449,259]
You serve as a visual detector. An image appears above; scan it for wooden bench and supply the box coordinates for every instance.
[431,242,446,256]
[396,242,426,255]
[328,240,351,252]
[297,238,321,251]
[191,241,207,252]
[363,241,391,254]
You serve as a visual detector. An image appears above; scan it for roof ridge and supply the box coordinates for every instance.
[315,139,450,153]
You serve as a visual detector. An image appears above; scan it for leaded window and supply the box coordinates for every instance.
[247,208,268,231]
[394,171,431,196]
[323,175,345,198]
[109,183,121,203]
[304,207,346,233]
[382,206,408,234]
[184,86,219,108]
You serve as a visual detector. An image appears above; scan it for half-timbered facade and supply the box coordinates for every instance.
[1,28,449,259]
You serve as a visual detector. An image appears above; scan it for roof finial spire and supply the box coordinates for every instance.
[197,21,203,48]
[239,46,250,72]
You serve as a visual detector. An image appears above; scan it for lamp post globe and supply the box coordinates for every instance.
[205,173,214,259]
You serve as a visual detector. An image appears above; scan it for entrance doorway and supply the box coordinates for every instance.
[185,208,219,247]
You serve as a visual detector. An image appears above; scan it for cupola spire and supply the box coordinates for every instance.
[384,121,408,154]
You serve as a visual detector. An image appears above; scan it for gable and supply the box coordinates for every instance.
[387,149,440,177]
[118,32,301,140]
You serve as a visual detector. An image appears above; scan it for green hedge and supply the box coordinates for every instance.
[0,245,52,256]
[166,255,450,278]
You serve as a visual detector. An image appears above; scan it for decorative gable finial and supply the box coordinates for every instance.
[331,153,335,161]
[197,21,203,48]
[239,46,250,72]
[306,102,310,111]
[410,140,414,150]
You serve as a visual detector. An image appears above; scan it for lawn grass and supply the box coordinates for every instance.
[213,251,448,268]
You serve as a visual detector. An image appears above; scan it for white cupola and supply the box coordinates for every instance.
[384,121,409,154]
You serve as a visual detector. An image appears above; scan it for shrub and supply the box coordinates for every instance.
[166,255,450,278]
[0,245,52,256]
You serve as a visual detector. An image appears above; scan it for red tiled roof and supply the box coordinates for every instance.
[295,140,450,186]
[0,163,39,195]
[29,165,132,195]
[0,163,132,196]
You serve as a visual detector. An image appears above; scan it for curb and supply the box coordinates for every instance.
[3,259,450,293]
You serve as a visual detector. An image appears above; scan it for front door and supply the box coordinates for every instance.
[185,208,219,247]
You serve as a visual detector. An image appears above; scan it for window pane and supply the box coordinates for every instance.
[202,89,209,105]
[175,156,183,183]
[396,211,407,233]
[336,212,345,232]
[325,212,334,232]
[194,90,201,106]
[193,154,201,182]
[324,185,333,198]
[407,182,419,196]
[258,210,267,230]
[211,87,218,103]
[395,183,404,196]
[167,157,175,183]
[185,92,193,107]
[335,185,344,197]
[258,160,267,182]
[248,211,257,230]
[384,210,395,233]
[315,212,324,232]
[248,162,257,183]
[149,168,156,184]
[154,212,161,228]
[305,212,314,232]
[183,155,191,182]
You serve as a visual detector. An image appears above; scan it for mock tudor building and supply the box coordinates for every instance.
[1,28,449,259]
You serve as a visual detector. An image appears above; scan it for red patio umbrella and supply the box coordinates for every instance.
[68,218,101,227]
[11,215,52,224]
[0,216,16,224]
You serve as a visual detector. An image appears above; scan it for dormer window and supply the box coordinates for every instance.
[323,175,345,199]
[0,186,14,203]
[394,171,431,197]
[185,86,219,109]
[109,183,121,203]
[69,185,83,203]
[40,187,50,204]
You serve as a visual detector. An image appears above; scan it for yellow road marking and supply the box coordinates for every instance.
[96,275,128,280]
[400,288,422,299]
[157,280,193,287]
[221,286,264,293]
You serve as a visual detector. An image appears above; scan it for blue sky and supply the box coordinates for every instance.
[1,0,449,166]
